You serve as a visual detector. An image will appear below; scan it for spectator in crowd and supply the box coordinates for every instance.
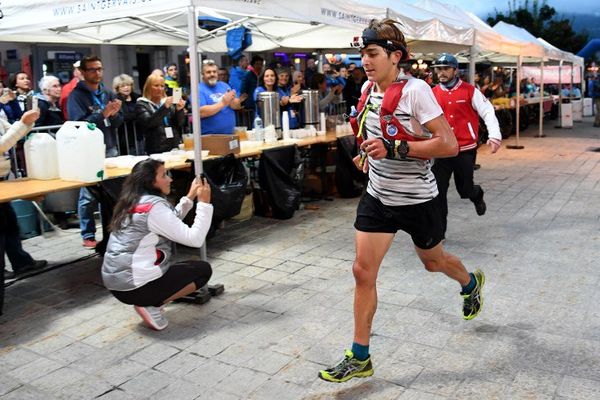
[347,62,357,73]
[102,159,213,331]
[9,71,32,115]
[136,73,186,154]
[276,68,303,129]
[479,75,493,98]
[1,109,46,294]
[164,63,180,96]
[228,55,248,94]
[199,60,246,135]
[215,66,228,82]
[240,55,264,111]
[0,82,22,123]
[528,77,539,96]
[304,58,317,86]
[571,85,582,98]
[218,67,230,84]
[68,55,123,157]
[473,72,481,89]
[36,75,64,128]
[113,74,141,154]
[309,72,343,113]
[60,61,83,120]
[253,67,278,117]
[490,76,506,98]
[339,65,349,80]
[291,70,306,94]
[67,55,123,249]
[592,75,600,127]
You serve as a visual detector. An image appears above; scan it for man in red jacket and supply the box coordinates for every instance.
[59,60,83,120]
[431,54,502,237]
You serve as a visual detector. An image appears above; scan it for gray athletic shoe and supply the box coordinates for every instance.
[134,305,168,330]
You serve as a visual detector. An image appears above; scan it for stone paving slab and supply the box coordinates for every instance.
[2,117,600,399]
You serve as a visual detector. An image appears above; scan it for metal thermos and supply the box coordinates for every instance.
[302,89,319,126]
[257,91,281,130]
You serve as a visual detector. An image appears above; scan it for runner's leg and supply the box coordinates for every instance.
[353,231,395,345]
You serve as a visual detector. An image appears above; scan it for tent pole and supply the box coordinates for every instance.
[318,52,324,73]
[469,46,476,85]
[507,54,524,149]
[558,60,563,125]
[570,62,574,102]
[187,3,207,261]
[537,57,545,138]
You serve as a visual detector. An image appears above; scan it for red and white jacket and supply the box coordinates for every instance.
[432,80,501,152]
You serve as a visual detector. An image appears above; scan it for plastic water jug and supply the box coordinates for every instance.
[24,131,59,180]
[56,121,106,182]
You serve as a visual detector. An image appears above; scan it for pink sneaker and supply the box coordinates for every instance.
[82,239,97,249]
[134,305,168,330]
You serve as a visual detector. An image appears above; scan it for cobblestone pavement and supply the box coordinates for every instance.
[2,117,600,399]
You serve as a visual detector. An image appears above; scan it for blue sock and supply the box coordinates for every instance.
[351,342,370,361]
[461,273,476,294]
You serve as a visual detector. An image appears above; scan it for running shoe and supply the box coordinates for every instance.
[134,305,168,330]
[462,269,485,320]
[318,350,374,383]
[473,190,486,216]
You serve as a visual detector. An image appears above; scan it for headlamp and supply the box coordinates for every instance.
[350,28,408,60]
[351,28,395,50]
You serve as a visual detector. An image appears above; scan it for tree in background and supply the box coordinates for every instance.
[487,0,588,54]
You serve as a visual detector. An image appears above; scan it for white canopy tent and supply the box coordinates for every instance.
[0,0,478,54]
[418,0,546,63]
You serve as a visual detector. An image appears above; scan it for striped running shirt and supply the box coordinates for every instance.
[363,76,443,206]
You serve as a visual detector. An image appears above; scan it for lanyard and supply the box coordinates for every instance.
[92,90,106,110]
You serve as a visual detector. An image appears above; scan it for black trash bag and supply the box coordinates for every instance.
[335,135,366,198]
[203,154,248,231]
[257,145,301,219]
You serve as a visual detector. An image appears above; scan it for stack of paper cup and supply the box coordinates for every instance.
[319,112,326,135]
[282,111,290,140]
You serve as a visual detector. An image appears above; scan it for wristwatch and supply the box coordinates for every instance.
[396,140,409,159]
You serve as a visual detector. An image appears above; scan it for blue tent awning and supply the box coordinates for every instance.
[578,39,600,59]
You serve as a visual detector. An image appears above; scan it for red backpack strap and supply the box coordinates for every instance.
[379,80,413,141]
[356,81,374,114]
[379,80,430,160]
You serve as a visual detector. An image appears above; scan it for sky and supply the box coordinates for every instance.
[369,0,600,19]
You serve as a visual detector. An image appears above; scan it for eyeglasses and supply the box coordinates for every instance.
[85,67,104,73]
[202,59,215,65]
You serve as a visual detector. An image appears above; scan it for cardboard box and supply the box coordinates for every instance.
[201,134,240,155]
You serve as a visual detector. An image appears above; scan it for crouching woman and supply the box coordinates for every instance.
[102,159,212,331]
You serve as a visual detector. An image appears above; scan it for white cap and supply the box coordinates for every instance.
[73,60,81,68]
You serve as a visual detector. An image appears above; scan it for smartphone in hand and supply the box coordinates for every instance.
[31,96,39,112]
[172,87,182,104]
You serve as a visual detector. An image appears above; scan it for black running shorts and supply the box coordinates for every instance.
[354,193,444,250]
